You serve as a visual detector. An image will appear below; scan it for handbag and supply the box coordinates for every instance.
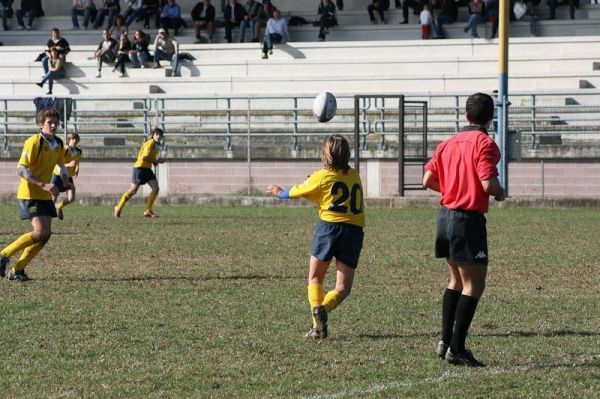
[513,1,527,20]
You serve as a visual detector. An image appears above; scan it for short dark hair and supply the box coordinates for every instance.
[37,107,60,124]
[51,27,60,34]
[152,127,164,136]
[465,92,495,126]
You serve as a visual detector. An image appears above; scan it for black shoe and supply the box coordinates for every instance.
[8,269,31,282]
[436,340,448,359]
[36,82,43,88]
[463,26,469,33]
[0,256,8,278]
[400,19,408,24]
[312,305,328,339]
[46,91,52,95]
[251,38,259,42]
[445,348,485,367]
[58,208,64,220]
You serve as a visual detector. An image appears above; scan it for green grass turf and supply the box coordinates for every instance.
[0,204,599,398]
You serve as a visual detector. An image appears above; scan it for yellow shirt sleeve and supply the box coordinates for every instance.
[289,171,323,203]
[18,136,37,167]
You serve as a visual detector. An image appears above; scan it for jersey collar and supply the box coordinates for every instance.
[40,132,59,150]
[460,125,488,135]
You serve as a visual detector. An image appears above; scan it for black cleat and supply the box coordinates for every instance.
[0,256,8,278]
[312,305,328,339]
[445,348,485,367]
[57,208,64,220]
[436,340,449,359]
[8,269,31,282]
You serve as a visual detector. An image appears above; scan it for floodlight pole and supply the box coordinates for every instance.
[497,0,510,194]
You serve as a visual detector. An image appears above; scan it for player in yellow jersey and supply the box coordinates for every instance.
[0,107,71,281]
[52,132,82,221]
[266,135,365,339]
[114,128,165,218]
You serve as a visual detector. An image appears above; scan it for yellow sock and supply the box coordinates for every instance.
[145,192,157,212]
[307,283,324,328]
[116,192,132,210]
[12,242,44,272]
[323,290,343,314]
[1,232,35,258]
[56,201,64,210]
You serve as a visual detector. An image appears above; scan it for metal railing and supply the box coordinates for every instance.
[2,91,600,151]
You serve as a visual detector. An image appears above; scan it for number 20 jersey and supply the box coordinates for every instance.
[289,168,365,228]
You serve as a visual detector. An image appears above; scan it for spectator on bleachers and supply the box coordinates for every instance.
[317,0,337,41]
[110,14,127,39]
[16,0,43,30]
[486,0,498,39]
[140,0,161,28]
[399,0,422,24]
[124,0,143,27]
[548,0,579,20]
[420,3,432,39]
[160,0,185,35]
[94,28,117,78]
[191,0,215,43]
[261,8,288,59]
[240,0,260,42]
[36,47,64,95]
[224,0,248,43]
[113,32,131,77]
[433,0,458,38]
[0,0,14,31]
[129,29,151,67]
[254,0,276,43]
[42,28,70,77]
[72,0,95,30]
[152,27,180,76]
[367,0,389,24]
[463,0,486,38]
[94,0,121,29]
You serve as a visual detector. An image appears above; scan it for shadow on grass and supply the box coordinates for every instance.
[358,332,438,340]
[38,273,291,283]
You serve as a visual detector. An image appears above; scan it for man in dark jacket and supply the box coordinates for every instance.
[317,0,336,41]
[191,0,215,43]
[433,0,457,38]
[224,0,248,43]
[16,0,43,30]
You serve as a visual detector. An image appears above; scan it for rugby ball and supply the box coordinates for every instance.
[313,92,337,123]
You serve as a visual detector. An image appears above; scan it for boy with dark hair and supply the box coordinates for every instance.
[114,128,164,218]
[423,92,505,367]
[0,107,70,281]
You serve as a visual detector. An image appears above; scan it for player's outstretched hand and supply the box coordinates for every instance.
[266,184,283,197]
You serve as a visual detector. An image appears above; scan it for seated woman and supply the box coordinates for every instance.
[113,32,131,77]
[129,29,151,68]
[94,29,118,78]
[36,47,64,95]
[110,15,128,40]
[464,0,486,39]
[317,0,337,41]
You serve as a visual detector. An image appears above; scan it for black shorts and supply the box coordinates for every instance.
[310,221,364,269]
[435,206,488,265]
[17,199,57,220]
[132,167,156,185]
[51,174,74,193]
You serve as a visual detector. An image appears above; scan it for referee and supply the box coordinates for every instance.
[423,92,506,367]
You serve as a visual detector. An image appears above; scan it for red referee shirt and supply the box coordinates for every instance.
[425,126,501,214]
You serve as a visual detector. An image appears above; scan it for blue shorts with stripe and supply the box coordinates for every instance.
[17,199,57,220]
[310,221,364,269]
[132,167,156,185]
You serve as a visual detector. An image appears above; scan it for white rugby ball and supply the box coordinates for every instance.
[313,92,337,123]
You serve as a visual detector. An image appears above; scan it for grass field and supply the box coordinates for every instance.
[0,204,599,398]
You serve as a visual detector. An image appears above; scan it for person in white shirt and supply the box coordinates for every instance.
[419,3,432,40]
[261,9,289,59]
[94,29,117,78]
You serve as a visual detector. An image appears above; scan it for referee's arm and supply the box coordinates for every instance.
[423,170,440,193]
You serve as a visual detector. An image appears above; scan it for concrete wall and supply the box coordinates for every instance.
[0,159,597,198]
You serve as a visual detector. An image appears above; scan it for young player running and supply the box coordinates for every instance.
[267,135,365,339]
[0,107,70,281]
[114,128,164,218]
[52,132,82,220]
[423,92,506,367]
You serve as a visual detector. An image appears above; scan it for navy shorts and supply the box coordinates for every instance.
[17,199,57,220]
[51,174,74,193]
[132,167,156,185]
[435,206,488,265]
[311,221,364,269]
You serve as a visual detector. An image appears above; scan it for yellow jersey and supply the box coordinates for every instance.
[289,168,365,227]
[17,133,66,200]
[53,147,82,177]
[134,138,160,169]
